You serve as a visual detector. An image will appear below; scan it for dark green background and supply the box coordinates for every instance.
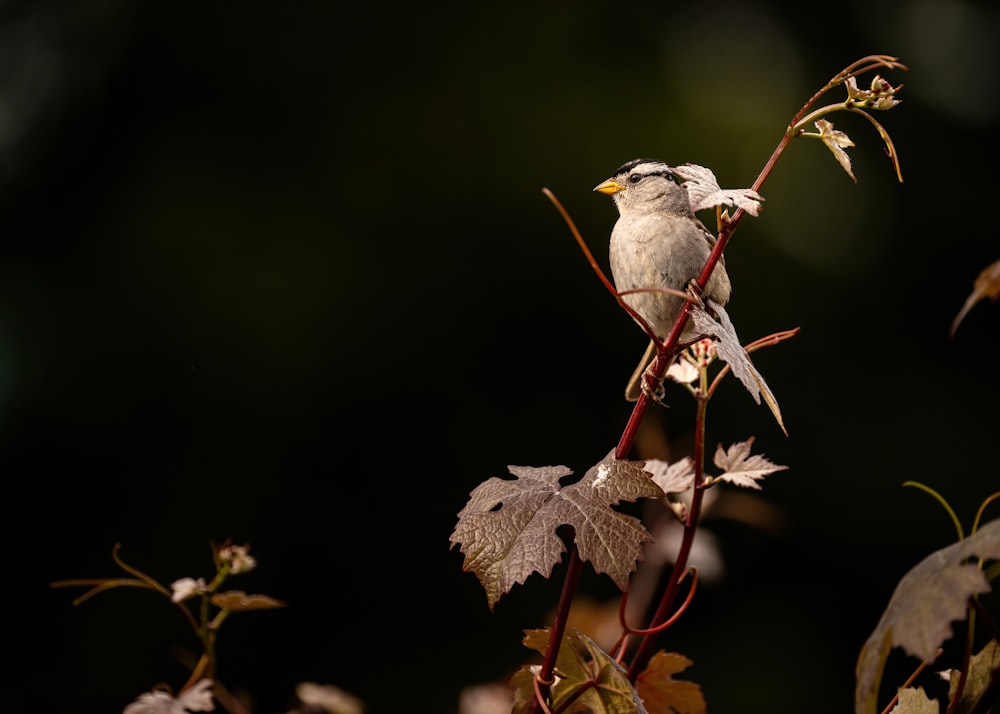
[3,1,999,712]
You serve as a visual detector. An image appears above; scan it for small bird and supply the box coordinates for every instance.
[594,158,732,401]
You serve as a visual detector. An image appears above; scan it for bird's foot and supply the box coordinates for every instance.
[640,369,669,407]
[686,279,705,307]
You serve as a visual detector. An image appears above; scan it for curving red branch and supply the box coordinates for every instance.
[618,567,699,637]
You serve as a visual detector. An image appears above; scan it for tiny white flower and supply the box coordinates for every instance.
[665,358,699,385]
[123,679,214,714]
[689,337,717,367]
[170,577,206,603]
[845,75,902,110]
[218,544,256,574]
[666,338,716,385]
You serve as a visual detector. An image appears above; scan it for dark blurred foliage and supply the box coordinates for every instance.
[3,1,1000,712]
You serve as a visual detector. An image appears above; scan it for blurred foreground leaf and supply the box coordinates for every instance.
[635,651,706,714]
[855,519,1000,714]
[951,259,1000,338]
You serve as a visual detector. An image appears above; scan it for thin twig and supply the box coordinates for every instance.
[706,327,800,398]
[619,568,698,636]
[542,188,665,344]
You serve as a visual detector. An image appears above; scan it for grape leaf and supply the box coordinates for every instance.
[642,457,695,496]
[511,628,648,714]
[855,519,1000,714]
[689,301,787,436]
[451,451,663,609]
[814,118,857,182]
[710,437,788,490]
[889,687,939,714]
[635,651,706,714]
[946,639,1000,714]
[950,259,1000,338]
[672,163,764,217]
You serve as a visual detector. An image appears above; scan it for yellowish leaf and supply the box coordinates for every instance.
[636,651,706,714]
[210,590,286,611]
[946,639,1000,714]
[815,118,857,182]
[891,687,939,714]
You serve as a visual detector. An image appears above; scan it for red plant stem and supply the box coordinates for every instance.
[532,120,800,711]
[620,568,698,636]
[613,61,908,678]
[626,392,709,680]
[971,596,1000,643]
[615,130,804,683]
[606,57,903,464]
[531,56,905,708]
[530,544,585,712]
[948,613,976,714]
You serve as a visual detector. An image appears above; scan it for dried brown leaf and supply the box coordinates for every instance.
[890,687,939,714]
[855,519,1000,714]
[210,591,286,611]
[946,639,1000,714]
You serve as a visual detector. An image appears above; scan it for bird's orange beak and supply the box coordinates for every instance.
[593,178,626,195]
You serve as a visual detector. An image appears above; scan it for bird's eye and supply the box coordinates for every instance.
[628,173,643,184]
[665,171,676,183]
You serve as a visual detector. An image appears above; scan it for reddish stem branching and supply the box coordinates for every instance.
[532,541,584,706]
[530,55,906,712]
[625,388,710,680]
[706,327,801,398]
